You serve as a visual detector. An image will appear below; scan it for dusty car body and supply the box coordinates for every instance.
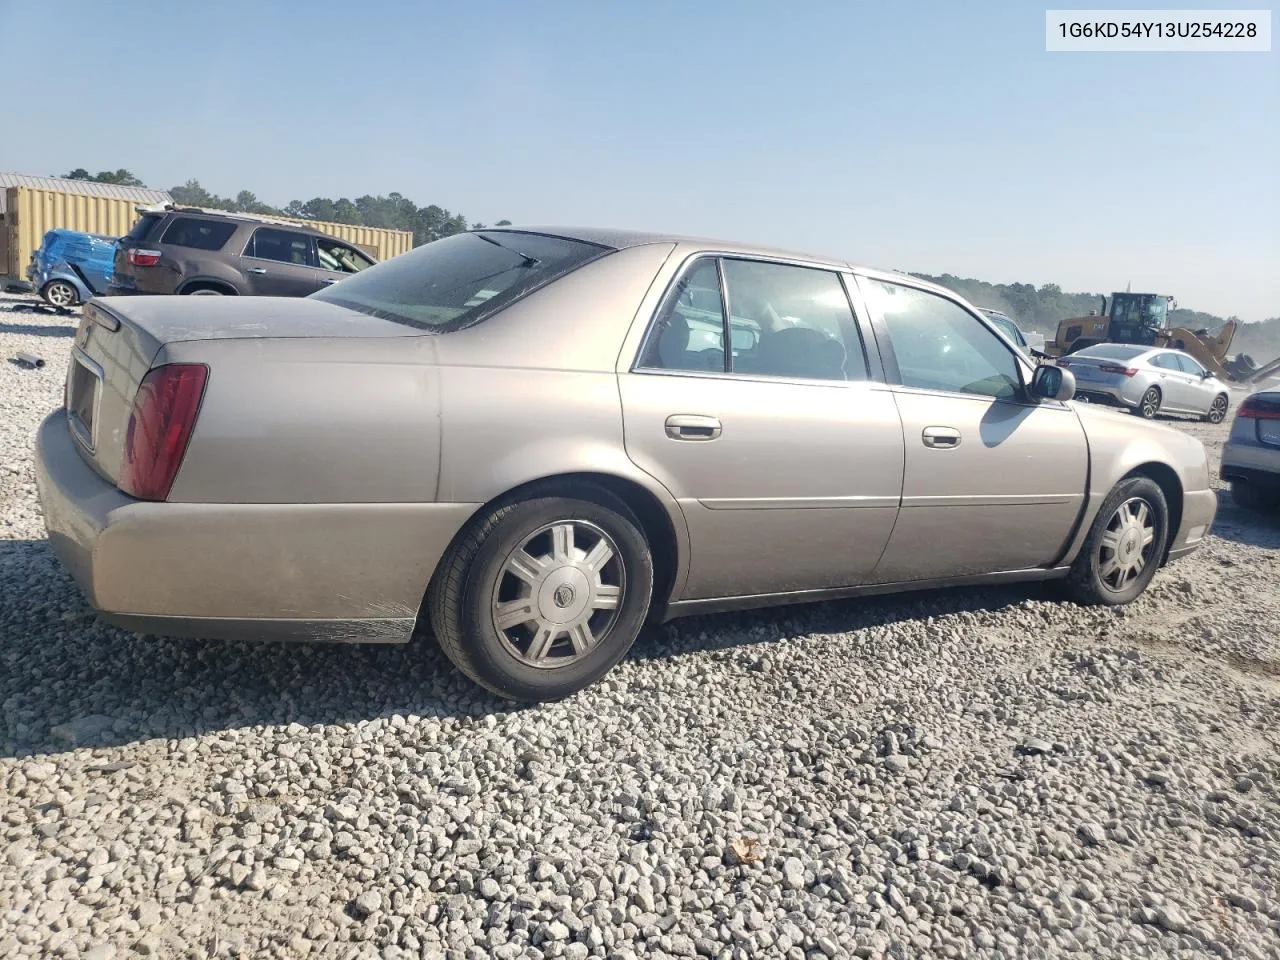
[1058,343,1231,422]
[35,227,1217,701]
[1221,388,1280,510]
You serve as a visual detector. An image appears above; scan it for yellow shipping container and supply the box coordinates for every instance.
[3,186,414,281]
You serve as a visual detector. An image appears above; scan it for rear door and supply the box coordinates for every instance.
[315,236,376,291]
[241,228,321,297]
[619,255,904,600]
[856,275,1088,582]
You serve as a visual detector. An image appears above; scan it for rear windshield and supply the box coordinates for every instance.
[160,217,238,251]
[1075,343,1147,360]
[125,213,163,242]
[310,231,611,331]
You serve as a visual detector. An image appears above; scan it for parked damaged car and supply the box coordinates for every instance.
[36,227,1217,702]
[27,228,117,307]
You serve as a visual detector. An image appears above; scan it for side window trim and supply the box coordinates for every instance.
[853,271,1038,405]
[632,254,729,376]
[632,252,880,385]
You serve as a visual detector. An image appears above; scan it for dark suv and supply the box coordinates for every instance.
[107,205,378,298]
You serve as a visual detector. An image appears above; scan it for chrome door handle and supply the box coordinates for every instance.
[247,267,267,275]
[665,415,722,441]
[321,278,339,285]
[922,426,961,448]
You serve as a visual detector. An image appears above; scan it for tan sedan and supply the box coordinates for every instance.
[35,227,1217,701]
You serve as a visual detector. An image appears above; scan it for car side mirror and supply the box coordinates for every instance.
[1031,364,1075,402]
[1201,370,1213,379]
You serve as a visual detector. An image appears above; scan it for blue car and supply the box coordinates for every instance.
[26,228,118,308]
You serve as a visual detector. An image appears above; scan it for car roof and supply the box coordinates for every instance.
[142,204,326,236]
[490,225,958,298]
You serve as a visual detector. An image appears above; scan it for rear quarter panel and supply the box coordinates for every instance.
[164,336,443,503]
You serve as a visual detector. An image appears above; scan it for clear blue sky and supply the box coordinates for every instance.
[2,0,1275,320]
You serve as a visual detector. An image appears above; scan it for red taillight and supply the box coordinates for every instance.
[1098,364,1138,377]
[119,364,208,501]
[128,248,162,267]
[1237,395,1280,420]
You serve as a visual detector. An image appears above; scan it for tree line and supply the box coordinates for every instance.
[58,168,1277,356]
[60,168,509,248]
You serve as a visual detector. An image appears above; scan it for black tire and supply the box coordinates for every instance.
[1132,386,1161,419]
[427,483,654,702]
[1204,393,1229,424]
[40,279,79,308]
[1064,476,1169,606]
[1230,481,1278,512]
[185,287,225,296]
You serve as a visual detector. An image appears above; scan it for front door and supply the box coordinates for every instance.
[856,275,1089,582]
[241,228,320,297]
[620,256,905,600]
[315,236,376,292]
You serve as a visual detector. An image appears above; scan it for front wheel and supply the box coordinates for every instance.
[1133,386,1161,419]
[1204,394,1229,424]
[1064,476,1169,606]
[428,485,654,702]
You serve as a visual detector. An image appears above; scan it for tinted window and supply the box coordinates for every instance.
[987,313,1024,346]
[317,236,375,274]
[1149,353,1178,370]
[311,231,609,331]
[863,278,1021,400]
[126,213,163,242]
[249,228,315,266]
[722,260,865,381]
[1174,353,1205,375]
[160,217,237,251]
[639,259,727,372]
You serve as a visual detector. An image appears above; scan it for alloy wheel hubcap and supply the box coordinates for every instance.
[491,520,624,668]
[48,283,75,306]
[1210,397,1227,422]
[1142,391,1158,416]
[1097,497,1156,592]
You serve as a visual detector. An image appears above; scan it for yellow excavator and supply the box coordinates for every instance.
[1041,292,1280,384]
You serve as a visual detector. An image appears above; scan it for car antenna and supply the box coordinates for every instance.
[474,231,541,267]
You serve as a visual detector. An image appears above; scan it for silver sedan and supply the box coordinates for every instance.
[1059,344,1231,422]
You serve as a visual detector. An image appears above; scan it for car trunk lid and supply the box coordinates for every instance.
[65,296,425,485]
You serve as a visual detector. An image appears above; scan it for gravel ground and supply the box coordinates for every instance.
[1,292,1278,960]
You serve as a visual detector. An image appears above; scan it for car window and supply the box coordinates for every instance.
[862,278,1021,400]
[248,228,315,266]
[1174,354,1205,375]
[987,313,1024,346]
[159,217,237,251]
[316,237,375,274]
[1076,343,1146,361]
[310,230,609,330]
[126,213,164,242]
[721,259,866,381]
[638,259,728,372]
[1149,353,1178,370]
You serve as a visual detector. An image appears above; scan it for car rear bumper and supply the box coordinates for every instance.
[1166,487,1217,561]
[1222,437,1280,488]
[34,409,477,643]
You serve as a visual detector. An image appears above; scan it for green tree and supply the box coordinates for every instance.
[61,167,146,186]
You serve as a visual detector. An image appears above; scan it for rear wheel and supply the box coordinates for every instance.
[1133,386,1161,419]
[1064,476,1169,606]
[428,484,654,702]
[40,279,79,308]
[1204,394,1229,424]
[187,288,224,296]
